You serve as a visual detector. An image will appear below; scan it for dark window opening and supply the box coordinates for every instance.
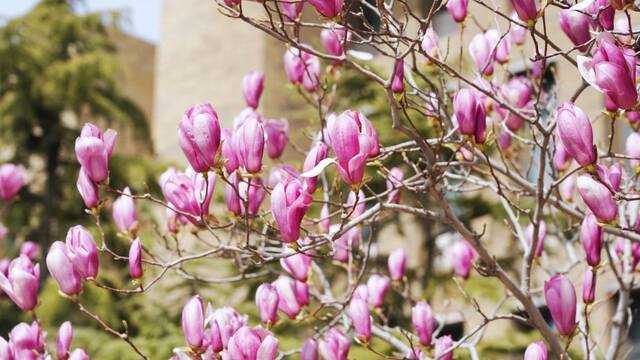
[437,320,464,341]
[512,305,554,332]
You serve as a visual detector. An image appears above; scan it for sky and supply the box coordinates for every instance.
[0,0,162,43]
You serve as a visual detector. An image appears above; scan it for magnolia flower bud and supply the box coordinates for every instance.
[524,341,548,360]
[242,71,264,109]
[265,119,289,159]
[0,164,27,202]
[388,248,406,281]
[348,297,371,341]
[69,349,89,360]
[497,131,512,151]
[556,102,596,167]
[280,249,312,282]
[580,213,603,266]
[421,27,440,61]
[454,88,486,144]
[559,176,575,202]
[319,204,331,233]
[301,338,319,360]
[10,321,44,358]
[75,123,116,183]
[577,175,617,223]
[307,0,343,18]
[178,103,221,173]
[128,238,143,279]
[271,178,312,243]
[0,336,13,359]
[65,225,99,279]
[319,328,350,360]
[212,307,248,348]
[511,0,538,23]
[160,167,215,224]
[391,59,405,94]
[366,274,390,308]
[446,0,468,22]
[559,8,591,52]
[273,276,302,319]
[0,255,39,311]
[281,0,304,19]
[76,168,99,209]
[485,29,511,64]
[525,221,546,258]
[233,115,265,174]
[294,280,309,307]
[435,335,454,360]
[256,283,279,325]
[221,128,239,174]
[412,301,436,346]
[346,190,366,218]
[544,274,577,336]
[113,187,138,235]
[320,24,350,61]
[226,326,279,360]
[582,268,596,304]
[182,295,205,349]
[325,110,379,185]
[302,143,329,192]
[469,33,494,76]
[46,242,81,296]
[56,321,73,360]
[451,240,477,279]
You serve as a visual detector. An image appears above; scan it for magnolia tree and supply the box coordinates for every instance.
[1,0,640,358]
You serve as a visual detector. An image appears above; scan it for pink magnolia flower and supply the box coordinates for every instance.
[556,102,596,167]
[265,119,289,159]
[0,255,39,311]
[469,33,495,76]
[280,0,304,20]
[580,213,603,266]
[560,7,592,52]
[524,341,548,360]
[391,59,405,94]
[302,142,329,192]
[0,164,27,202]
[10,321,45,359]
[388,248,407,281]
[386,167,404,204]
[301,338,318,360]
[65,225,99,279]
[454,88,486,143]
[178,103,221,173]
[273,276,302,319]
[56,321,73,360]
[434,335,454,360]
[544,274,577,336]
[349,297,371,341]
[280,248,312,282]
[113,187,138,234]
[241,71,264,109]
[511,0,538,23]
[233,116,265,174]
[225,326,279,360]
[421,27,440,62]
[256,283,279,326]
[320,24,350,61]
[129,238,143,279]
[46,242,82,295]
[578,35,637,110]
[224,173,266,216]
[74,123,116,183]
[625,132,640,168]
[318,328,350,360]
[271,178,313,243]
[577,175,617,223]
[76,168,99,209]
[160,167,216,225]
[446,0,468,22]
[485,29,511,64]
[366,274,390,308]
[182,295,205,349]
[307,0,343,18]
[331,225,361,262]
[451,239,477,279]
[211,307,248,348]
[412,301,436,346]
